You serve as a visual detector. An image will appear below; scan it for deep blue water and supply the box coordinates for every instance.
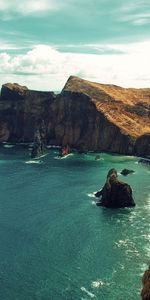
[0,144,150,300]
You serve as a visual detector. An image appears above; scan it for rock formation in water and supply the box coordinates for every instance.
[31,121,46,158]
[58,144,70,157]
[95,168,135,208]
[141,266,150,300]
[0,77,150,157]
[120,169,135,176]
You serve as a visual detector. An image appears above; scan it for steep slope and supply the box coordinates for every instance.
[63,76,150,138]
[0,83,55,142]
[0,77,149,157]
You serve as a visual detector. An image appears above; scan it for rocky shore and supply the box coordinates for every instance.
[0,76,149,158]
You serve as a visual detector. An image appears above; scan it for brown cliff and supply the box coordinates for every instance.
[0,76,149,157]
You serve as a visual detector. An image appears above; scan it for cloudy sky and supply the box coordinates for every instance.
[0,0,150,90]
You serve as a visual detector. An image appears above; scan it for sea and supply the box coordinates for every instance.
[0,144,149,300]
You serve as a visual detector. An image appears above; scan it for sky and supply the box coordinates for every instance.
[0,0,150,90]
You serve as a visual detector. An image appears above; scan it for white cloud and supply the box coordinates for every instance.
[119,1,148,12]
[115,1,150,26]
[132,18,150,26]
[0,0,62,17]
[0,42,150,90]
[119,12,150,24]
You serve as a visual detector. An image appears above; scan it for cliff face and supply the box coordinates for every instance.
[0,77,150,157]
[0,83,55,142]
[48,91,133,154]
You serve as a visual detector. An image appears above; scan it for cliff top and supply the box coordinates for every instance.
[63,76,150,138]
[3,82,28,93]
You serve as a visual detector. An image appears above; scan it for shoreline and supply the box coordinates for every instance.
[0,141,150,163]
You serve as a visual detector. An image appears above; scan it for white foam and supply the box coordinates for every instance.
[81,287,95,298]
[87,193,96,198]
[3,144,15,148]
[25,160,42,164]
[91,280,104,288]
[54,156,62,160]
[47,145,60,149]
[54,153,73,160]
[34,153,48,159]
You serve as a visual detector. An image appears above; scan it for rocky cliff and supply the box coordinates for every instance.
[0,77,150,157]
[0,83,55,143]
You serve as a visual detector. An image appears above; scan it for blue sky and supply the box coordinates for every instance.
[0,0,150,90]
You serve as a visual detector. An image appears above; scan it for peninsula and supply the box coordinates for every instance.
[0,76,149,157]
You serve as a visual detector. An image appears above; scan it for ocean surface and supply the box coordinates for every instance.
[0,144,150,300]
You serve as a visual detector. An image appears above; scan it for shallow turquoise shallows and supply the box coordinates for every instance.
[0,145,149,300]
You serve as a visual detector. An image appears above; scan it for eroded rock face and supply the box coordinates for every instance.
[135,134,150,158]
[0,77,149,157]
[48,90,134,154]
[0,83,55,143]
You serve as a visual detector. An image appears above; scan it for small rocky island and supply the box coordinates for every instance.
[95,168,135,208]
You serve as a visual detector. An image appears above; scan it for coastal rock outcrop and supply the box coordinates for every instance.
[0,83,55,143]
[31,121,46,158]
[135,134,150,158]
[0,77,149,157]
[95,168,135,208]
[141,266,150,300]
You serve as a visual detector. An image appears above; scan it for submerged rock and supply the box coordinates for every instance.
[120,168,135,176]
[95,155,101,160]
[95,168,135,208]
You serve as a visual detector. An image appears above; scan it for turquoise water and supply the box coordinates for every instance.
[0,145,150,300]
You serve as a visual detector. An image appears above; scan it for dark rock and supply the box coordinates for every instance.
[95,190,102,198]
[0,83,55,143]
[31,121,46,158]
[135,134,150,158]
[120,168,135,176]
[138,158,150,165]
[141,266,150,300]
[59,144,70,157]
[95,168,135,208]
[95,155,101,160]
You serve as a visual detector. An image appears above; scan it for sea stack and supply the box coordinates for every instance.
[95,168,135,208]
